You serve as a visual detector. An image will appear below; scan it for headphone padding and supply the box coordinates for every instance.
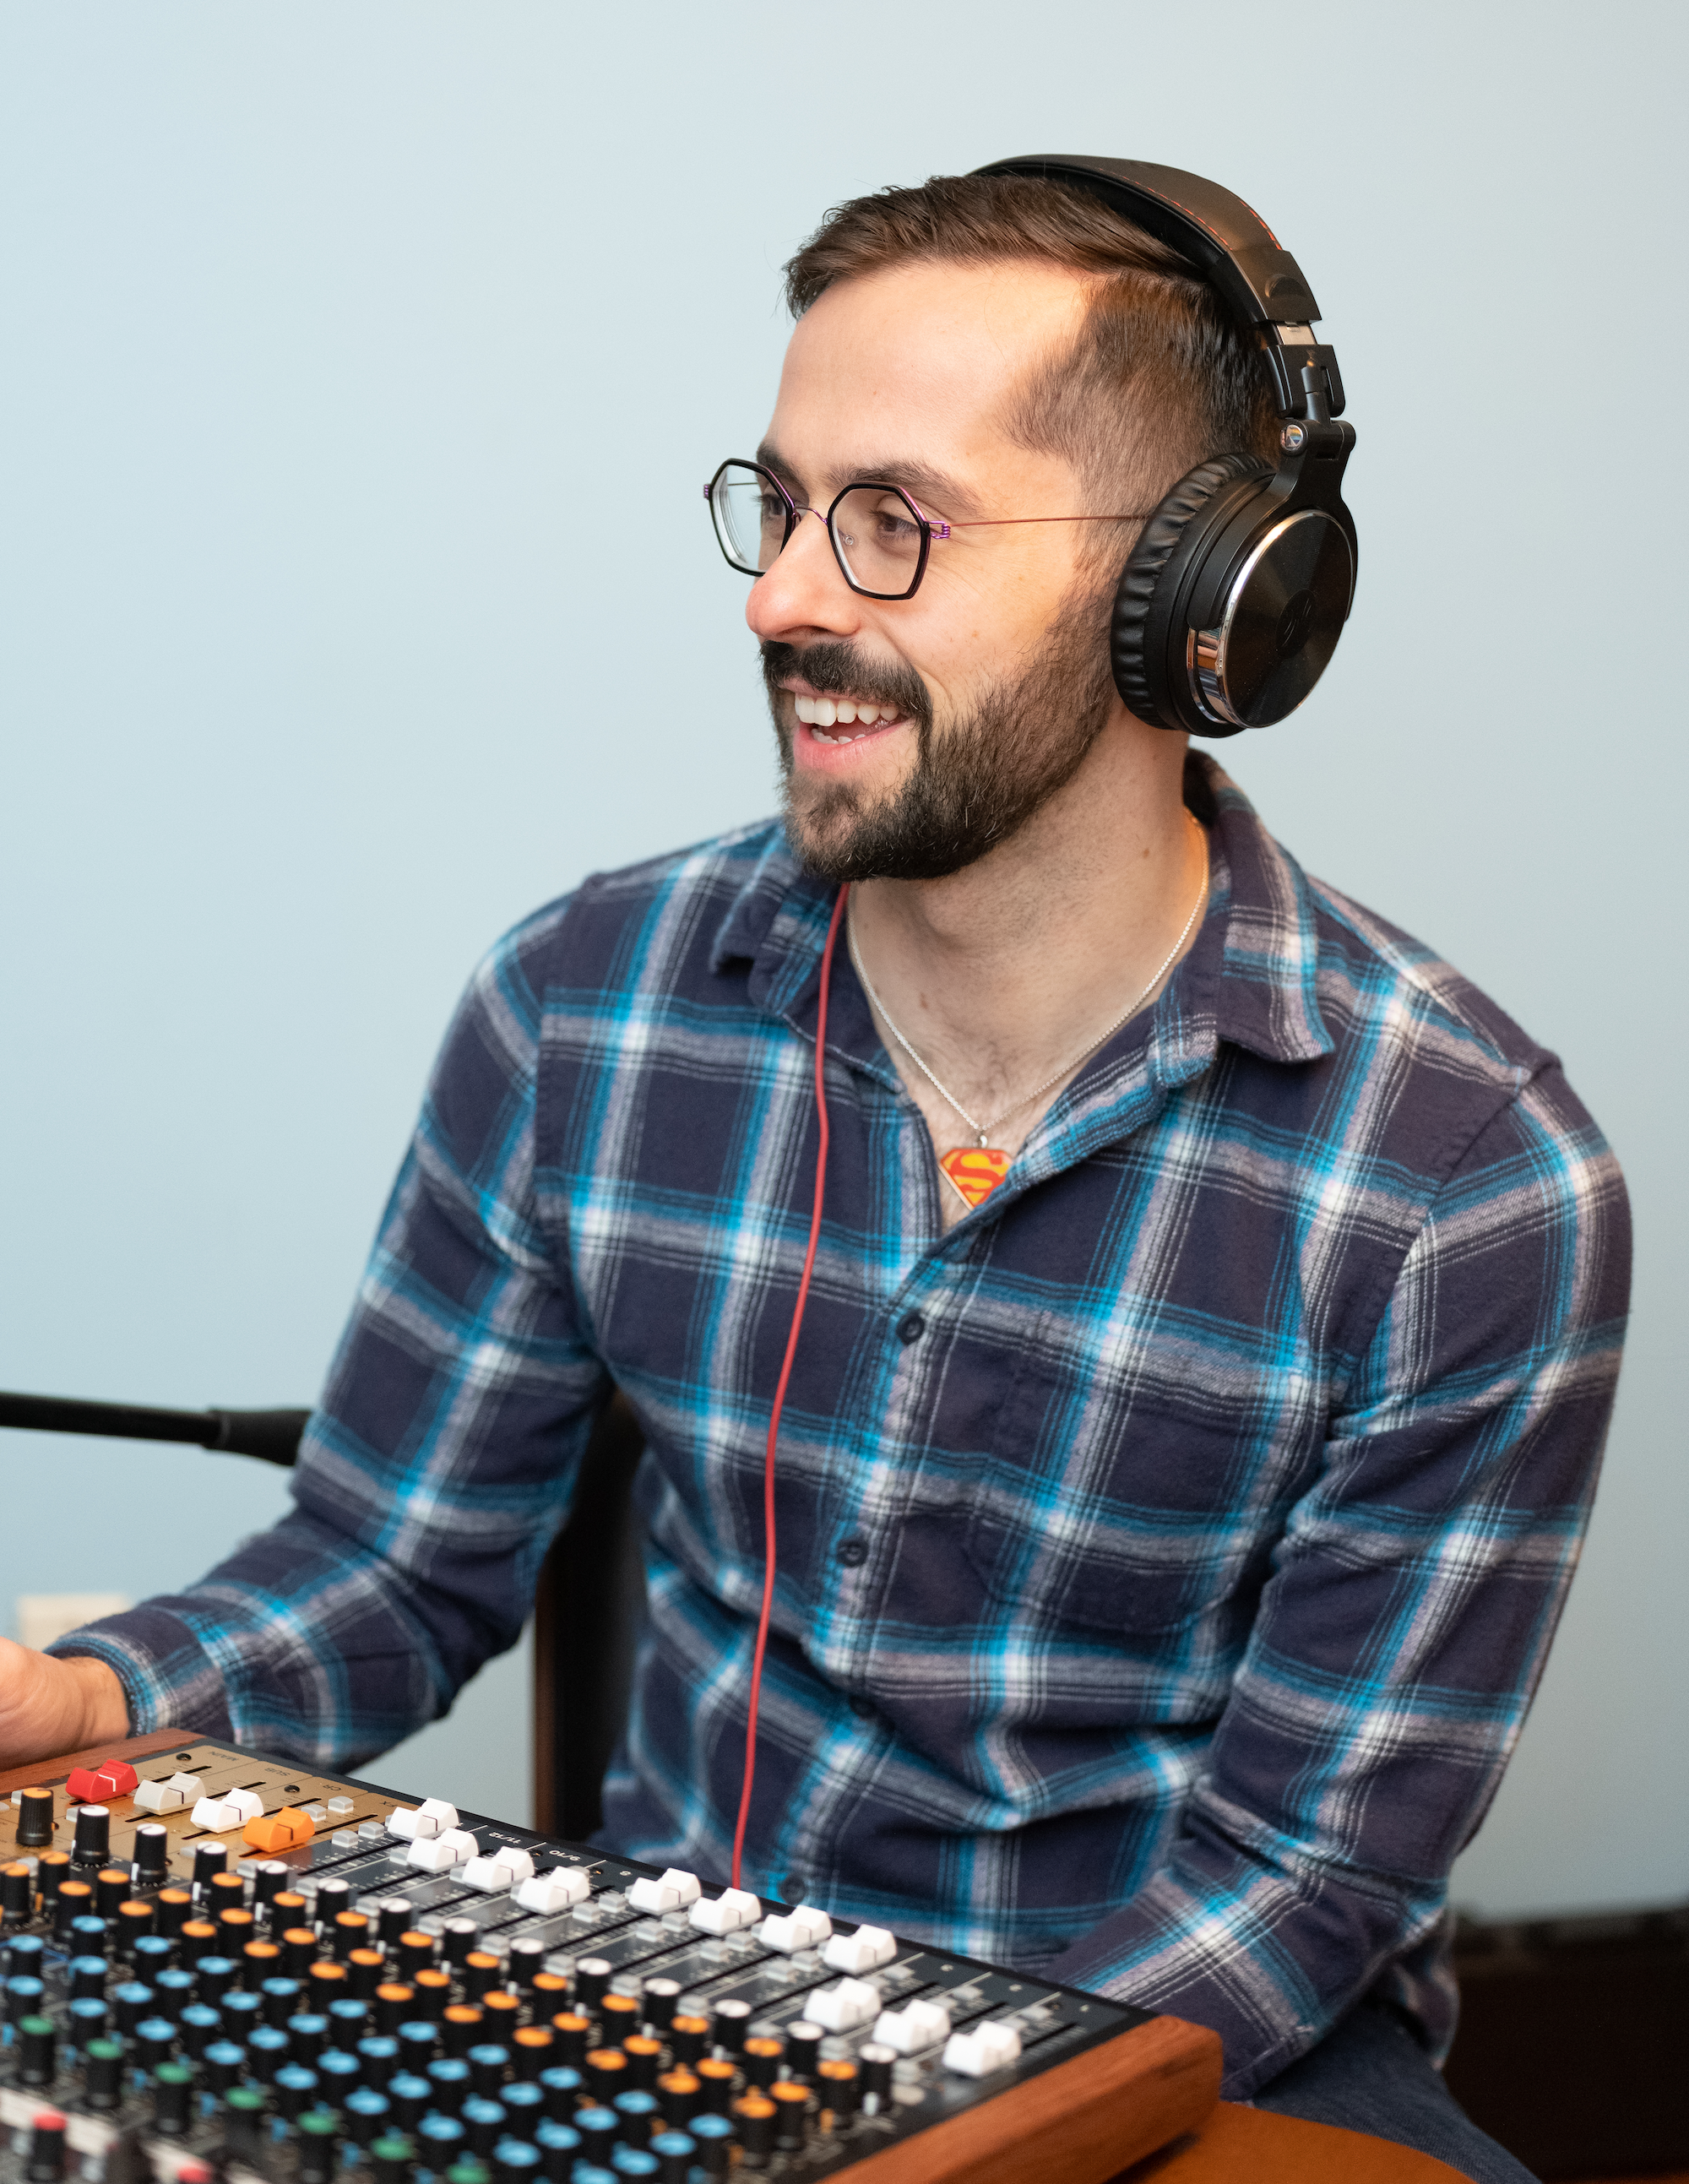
[1112,451,1273,726]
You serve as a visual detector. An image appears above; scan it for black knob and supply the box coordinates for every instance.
[771,2080,811,2150]
[462,1951,502,1999]
[494,2142,544,2184]
[247,2025,291,2083]
[468,2042,510,2099]
[387,2072,432,2132]
[247,1861,288,1909]
[689,2113,735,2178]
[359,2033,400,2087]
[16,1787,56,1848]
[25,2111,66,2182]
[441,1918,479,1968]
[280,1926,319,1980]
[220,1990,263,2043]
[69,1954,108,2000]
[297,2109,341,2184]
[428,2056,471,2116]
[54,1882,95,1940]
[573,1957,612,2013]
[271,2063,319,2122]
[731,2093,776,2160]
[73,1805,111,1868]
[371,2132,418,2184]
[36,1851,72,1906]
[115,1899,156,1957]
[196,1955,236,2007]
[259,1975,303,2026]
[375,1981,415,2035]
[344,2088,393,2146]
[858,2040,895,2105]
[641,1977,681,2032]
[650,2131,696,2184]
[19,2013,58,2085]
[225,2085,269,2151]
[152,2061,196,2135]
[349,1947,387,1998]
[462,2096,508,2158]
[711,1997,751,2054]
[613,2090,657,2149]
[287,2011,329,2065]
[192,1842,228,1893]
[113,1980,155,2036]
[134,2019,177,2075]
[154,1887,193,1937]
[534,2121,581,2184]
[132,1826,171,1888]
[177,1920,218,1968]
[377,1897,415,1946]
[397,2021,438,2074]
[442,2003,484,2058]
[84,2035,126,2112]
[95,1868,132,1918]
[151,1974,194,2018]
[3,1861,34,1923]
[203,2038,246,2095]
[179,2003,220,2059]
[500,2081,545,2141]
[315,1877,351,1921]
[784,2020,823,2082]
[507,1938,546,1990]
[8,1978,49,2030]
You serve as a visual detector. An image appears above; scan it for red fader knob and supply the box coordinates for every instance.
[65,1762,138,1803]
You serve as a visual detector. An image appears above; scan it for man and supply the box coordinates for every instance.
[2,171,1626,2177]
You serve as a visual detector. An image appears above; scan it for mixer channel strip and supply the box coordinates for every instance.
[1,1737,1219,2184]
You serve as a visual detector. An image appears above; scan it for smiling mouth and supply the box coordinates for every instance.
[791,691,909,745]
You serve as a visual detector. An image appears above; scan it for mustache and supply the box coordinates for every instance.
[759,640,932,730]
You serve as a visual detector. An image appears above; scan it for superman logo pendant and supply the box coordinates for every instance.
[940,1144,1011,1209]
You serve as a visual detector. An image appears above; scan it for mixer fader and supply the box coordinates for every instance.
[0,1736,1219,2184]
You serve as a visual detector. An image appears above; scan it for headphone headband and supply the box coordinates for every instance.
[970,155,1343,421]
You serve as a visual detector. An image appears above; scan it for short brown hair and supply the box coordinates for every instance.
[784,172,1279,524]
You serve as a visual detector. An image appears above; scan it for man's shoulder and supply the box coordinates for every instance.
[488,815,793,986]
[1304,872,1551,1087]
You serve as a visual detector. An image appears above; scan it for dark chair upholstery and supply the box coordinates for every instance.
[531,1393,647,1840]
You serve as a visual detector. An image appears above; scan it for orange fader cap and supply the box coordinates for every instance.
[244,1806,316,1853]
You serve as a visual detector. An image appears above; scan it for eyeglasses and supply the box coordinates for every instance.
[704,458,1150,602]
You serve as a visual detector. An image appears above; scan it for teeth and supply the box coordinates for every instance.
[791,693,893,731]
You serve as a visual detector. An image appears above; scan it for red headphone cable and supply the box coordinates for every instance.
[729,880,850,1893]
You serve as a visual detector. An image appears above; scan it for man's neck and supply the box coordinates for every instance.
[846,717,1204,1135]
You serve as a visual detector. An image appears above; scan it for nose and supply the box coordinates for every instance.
[746,505,860,644]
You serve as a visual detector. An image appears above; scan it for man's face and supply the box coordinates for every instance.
[747,259,1127,882]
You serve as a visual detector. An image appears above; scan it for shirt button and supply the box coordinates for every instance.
[897,1312,926,1344]
[835,1537,869,1567]
[785,1875,807,1903]
[849,1694,877,1719]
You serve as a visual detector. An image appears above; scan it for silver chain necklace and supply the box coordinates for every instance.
[847,823,1209,1149]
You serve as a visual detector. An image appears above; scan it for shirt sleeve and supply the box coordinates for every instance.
[1040,1066,1631,2097]
[51,913,611,1768]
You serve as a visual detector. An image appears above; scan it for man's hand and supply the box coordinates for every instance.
[0,1640,129,1770]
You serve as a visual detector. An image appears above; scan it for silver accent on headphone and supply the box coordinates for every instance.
[1185,509,1355,731]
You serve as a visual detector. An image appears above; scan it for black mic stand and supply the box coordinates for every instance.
[0,1390,306,1467]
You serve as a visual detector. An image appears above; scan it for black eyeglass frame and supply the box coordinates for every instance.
[703,458,1150,604]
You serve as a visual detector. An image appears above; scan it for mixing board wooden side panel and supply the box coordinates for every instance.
[842,2016,1222,2184]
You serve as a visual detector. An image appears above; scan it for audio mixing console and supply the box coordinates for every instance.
[0,1736,1219,2184]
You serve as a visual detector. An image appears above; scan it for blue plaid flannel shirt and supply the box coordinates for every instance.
[58,763,1629,2096]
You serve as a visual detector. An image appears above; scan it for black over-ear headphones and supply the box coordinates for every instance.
[972,155,1355,736]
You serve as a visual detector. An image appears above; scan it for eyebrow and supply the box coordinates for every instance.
[755,441,980,519]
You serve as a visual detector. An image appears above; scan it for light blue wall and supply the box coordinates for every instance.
[1,1,1682,1915]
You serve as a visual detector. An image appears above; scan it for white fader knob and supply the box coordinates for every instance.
[406,1827,479,1872]
[388,1798,459,1841]
[871,1998,952,2054]
[515,1866,592,1915]
[942,2019,1024,2078]
[758,1904,834,1954]
[134,1771,204,1815]
[688,1887,762,1935]
[822,1923,897,1975]
[189,1787,264,1832]
[462,1846,537,1893]
[804,1978,882,2033]
[627,1868,703,1915]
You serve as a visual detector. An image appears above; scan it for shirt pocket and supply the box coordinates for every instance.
[961,1355,1292,1638]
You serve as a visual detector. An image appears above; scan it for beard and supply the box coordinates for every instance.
[763,579,1119,883]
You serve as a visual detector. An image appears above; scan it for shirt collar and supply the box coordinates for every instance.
[709,756,1332,1073]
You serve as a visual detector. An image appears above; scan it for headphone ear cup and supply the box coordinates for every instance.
[1111,453,1273,729]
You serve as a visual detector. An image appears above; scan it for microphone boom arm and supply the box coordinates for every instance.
[0,1390,306,1467]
